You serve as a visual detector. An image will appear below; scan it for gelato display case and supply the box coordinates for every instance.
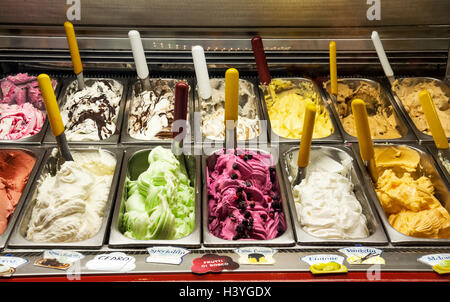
[0,0,449,283]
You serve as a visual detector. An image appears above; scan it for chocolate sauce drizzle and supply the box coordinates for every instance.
[129,79,177,139]
[65,79,121,139]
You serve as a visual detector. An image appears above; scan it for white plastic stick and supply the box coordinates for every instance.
[192,45,211,99]
[128,30,149,80]
[371,31,394,79]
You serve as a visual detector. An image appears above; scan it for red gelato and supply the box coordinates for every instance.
[0,149,36,234]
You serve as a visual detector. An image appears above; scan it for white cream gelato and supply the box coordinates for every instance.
[200,78,260,140]
[25,149,117,243]
[61,79,123,141]
[291,150,369,239]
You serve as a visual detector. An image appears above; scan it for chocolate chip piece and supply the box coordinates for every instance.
[244,211,251,219]
[242,219,249,226]
[269,167,275,173]
[236,186,244,193]
[232,163,238,170]
[245,181,251,187]
[249,200,256,208]
[233,234,240,240]
[247,154,253,160]
[231,173,238,180]
[243,155,248,161]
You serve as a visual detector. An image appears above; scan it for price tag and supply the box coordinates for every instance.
[301,254,347,274]
[146,246,190,265]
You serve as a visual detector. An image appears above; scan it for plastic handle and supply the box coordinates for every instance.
[371,31,394,79]
[419,90,449,149]
[329,41,338,95]
[192,45,211,100]
[297,103,316,168]
[352,99,375,162]
[37,74,64,137]
[128,30,149,80]
[64,21,83,75]
[225,68,239,129]
[251,36,271,85]
[174,82,189,123]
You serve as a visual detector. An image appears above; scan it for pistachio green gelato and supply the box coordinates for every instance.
[121,146,195,240]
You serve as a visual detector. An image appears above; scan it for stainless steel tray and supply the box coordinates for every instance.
[120,78,194,145]
[258,77,342,144]
[388,77,450,143]
[43,77,128,145]
[194,77,268,146]
[424,142,450,189]
[0,77,62,145]
[0,147,45,250]
[352,143,450,245]
[8,146,124,249]
[279,144,388,246]
[108,146,201,248]
[202,146,296,247]
[321,78,416,143]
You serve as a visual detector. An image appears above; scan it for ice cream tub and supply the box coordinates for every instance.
[194,77,268,145]
[321,78,416,143]
[0,74,62,145]
[258,77,342,144]
[279,144,388,246]
[43,77,128,145]
[108,146,201,248]
[120,78,194,145]
[389,77,450,143]
[202,147,296,247]
[424,142,450,189]
[8,146,123,249]
[0,147,45,250]
[353,143,450,245]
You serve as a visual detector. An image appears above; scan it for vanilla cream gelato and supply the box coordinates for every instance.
[25,149,117,243]
[290,150,369,239]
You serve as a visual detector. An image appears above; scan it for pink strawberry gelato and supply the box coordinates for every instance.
[0,73,57,140]
[207,149,287,240]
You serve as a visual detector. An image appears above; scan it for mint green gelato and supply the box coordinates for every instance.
[121,146,195,240]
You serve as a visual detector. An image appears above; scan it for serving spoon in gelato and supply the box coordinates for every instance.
[293,103,316,186]
[37,74,73,162]
[418,89,450,160]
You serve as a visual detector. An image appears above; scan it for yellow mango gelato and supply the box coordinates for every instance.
[264,79,333,139]
[374,145,450,239]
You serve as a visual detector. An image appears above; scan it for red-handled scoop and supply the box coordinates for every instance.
[251,36,271,85]
[173,82,189,140]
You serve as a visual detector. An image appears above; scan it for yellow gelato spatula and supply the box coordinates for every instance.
[38,74,73,162]
[225,68,239,152]
[293,103,316,186]
[329,41,338,103]
[64,21,85,90]
[352,99,378,183]
[418,89,450,159]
